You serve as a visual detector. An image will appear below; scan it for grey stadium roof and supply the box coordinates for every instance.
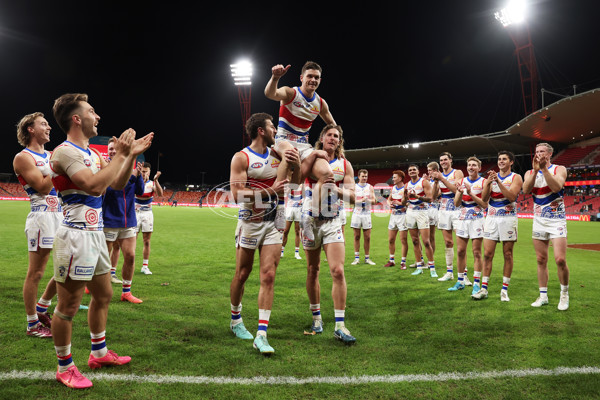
[345,88,600,168]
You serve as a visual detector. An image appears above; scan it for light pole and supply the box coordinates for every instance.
[231,61,252,147]
[495,0,539,117]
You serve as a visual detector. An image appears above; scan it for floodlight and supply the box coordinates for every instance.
[412,143,420,149]
[495,0,526,27]
[231,61,252,86]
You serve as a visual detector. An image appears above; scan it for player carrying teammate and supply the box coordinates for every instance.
[229,112,300,355]
[302,124,356,343]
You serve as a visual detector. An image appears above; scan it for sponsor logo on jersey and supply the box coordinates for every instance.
[41,237,54,246]
[84,159,92,167]
[250,162,263,169]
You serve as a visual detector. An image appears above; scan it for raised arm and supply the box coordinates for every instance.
[109,131,154,190]
[13,152,54,195]
[264,64,296,103]
[153,170,164,197]
[54,129,152,196]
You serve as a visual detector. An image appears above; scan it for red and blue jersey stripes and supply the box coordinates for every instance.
[135,180,155,211]
[17,148,61,212]
[353,183,373,215]
[407,178,427,210]
[438,169,459,211]
[304,158,346,217]
[390,184,407,215]
[276,87,322,144]
[238,146,280,221]
[532,164,565,219]
[51,141,104,230]
[488,172,517,217]
[458,176,485,220]
[287,187,303,208]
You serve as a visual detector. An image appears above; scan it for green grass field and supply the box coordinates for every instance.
[1,200,599,399]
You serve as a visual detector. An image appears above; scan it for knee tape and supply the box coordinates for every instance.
[54,309,74,321]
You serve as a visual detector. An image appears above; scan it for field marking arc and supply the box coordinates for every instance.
[1,366,599,385]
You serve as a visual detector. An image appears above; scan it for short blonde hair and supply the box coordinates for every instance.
[16,112,44,147]
[467,156,481,168]
[536,142,554,154]
[427,161,439,171]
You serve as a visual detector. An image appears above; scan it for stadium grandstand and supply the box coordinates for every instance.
[2,90,599,217]
[342,88,600,219]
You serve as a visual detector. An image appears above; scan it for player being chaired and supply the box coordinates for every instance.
[265,61,335,241]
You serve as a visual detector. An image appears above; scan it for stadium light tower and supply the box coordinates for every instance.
[495,0,540,117]
[231,60,252,147]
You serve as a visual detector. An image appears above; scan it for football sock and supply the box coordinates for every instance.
[90,331,107,358]
[257,309,271,337]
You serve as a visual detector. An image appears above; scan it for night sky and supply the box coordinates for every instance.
[1,1,599,186]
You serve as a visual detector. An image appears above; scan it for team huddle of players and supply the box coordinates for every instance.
[13,62,571,389]
[228,61,571,357]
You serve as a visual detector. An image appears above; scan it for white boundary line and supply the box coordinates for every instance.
[1,366,599,385]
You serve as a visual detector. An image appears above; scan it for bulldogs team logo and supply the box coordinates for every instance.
[29,238,37,248]
[271,159,280,168]
[85,209,98,225]
[58,266,66,277]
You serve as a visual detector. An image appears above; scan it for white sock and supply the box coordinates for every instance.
[334,309,345,330]
[560,284,569,293]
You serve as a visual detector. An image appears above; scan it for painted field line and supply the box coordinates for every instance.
[1,366,599,385]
